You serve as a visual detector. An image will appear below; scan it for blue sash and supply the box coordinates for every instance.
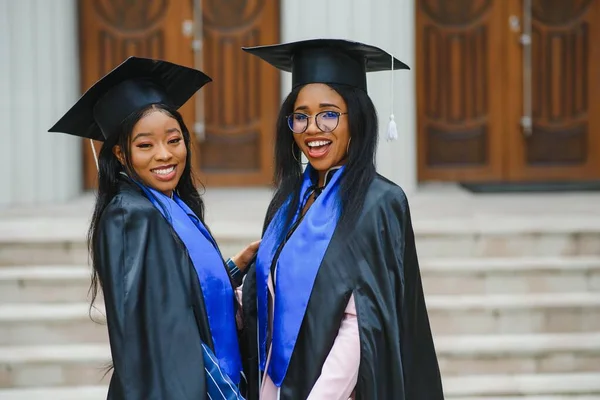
[137,183,242,385]
[255,165,344,386]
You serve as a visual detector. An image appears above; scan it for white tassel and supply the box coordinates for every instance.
[386,54,398,141]
[387,114,398,141]
[89,138,99,171]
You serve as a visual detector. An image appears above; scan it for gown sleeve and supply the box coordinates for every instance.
[96,196,208,400]
[396,196,444,399]
[351,186,443,399]
[307,295,360,400]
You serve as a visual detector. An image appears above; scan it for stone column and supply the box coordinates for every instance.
[0,0,81,207]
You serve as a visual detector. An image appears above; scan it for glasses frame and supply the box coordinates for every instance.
[286,111,348,134]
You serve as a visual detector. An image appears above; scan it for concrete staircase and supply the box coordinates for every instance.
[0,215,599,399]
[424,256,600,399]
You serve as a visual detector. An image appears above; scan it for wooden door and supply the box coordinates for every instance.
[416,0,507,182]
[416,0,600,183]
[198,0,280,186]
[505,0,600,181]
[79,0,195,189]
[79,0,280,189]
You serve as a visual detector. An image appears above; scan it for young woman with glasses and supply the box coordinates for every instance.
[240,39,444,400]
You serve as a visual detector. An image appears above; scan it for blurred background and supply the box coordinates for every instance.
[0,0,599,399]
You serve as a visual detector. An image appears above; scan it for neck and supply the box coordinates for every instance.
[317,171,326,188]
[316,165,342,188]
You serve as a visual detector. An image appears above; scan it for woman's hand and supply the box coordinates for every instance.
[231,240,261,271]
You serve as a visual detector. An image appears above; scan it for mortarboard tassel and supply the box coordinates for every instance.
[387,54,398,141]
[89,139,99,171]
[387,114,398,141]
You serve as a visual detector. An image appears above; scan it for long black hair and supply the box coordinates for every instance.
[87,104,205,310]
[264,83,379,235]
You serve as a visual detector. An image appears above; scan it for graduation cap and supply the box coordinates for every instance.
[242,39,409,140]
[48,56,212,143]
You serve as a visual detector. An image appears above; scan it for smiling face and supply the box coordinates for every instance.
[292,83,350,177]
[113,108,187,196]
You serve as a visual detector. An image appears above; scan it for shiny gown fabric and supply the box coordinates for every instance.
[242,175,444,400]
[95,179,215,400]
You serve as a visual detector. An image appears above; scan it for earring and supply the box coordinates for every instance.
[292,143,308,165]
[346,138,352,155]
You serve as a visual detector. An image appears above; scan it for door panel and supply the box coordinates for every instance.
[506,0,600,181]
[417,0,600,183]
[416,0,506,182]
[198,0,280,186]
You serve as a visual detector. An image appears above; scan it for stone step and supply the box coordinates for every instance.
[2,257,600,305]
[1,215,599,265]
[0,344,111,388]
[413,214,600,258]
[421,257,600,295]
[436,332,600,375]
[428,292,600,335]
[1,342,600,396]
[0,227,248,266]
[0,386,108,400]
[443,372,600,397]
[2,291,599,346]
[0,266,92,303]
[9,333,596,386]
[0,304,107,346]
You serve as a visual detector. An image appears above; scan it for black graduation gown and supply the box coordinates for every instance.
[241,175,444,400]
[95,179,217,400]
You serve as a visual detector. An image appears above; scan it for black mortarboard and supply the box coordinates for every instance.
[243,38,409,140]
[48,57,212,142]
[242,39,409,92]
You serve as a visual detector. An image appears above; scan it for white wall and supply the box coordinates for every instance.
[0,0,81,207]
[280,0,417,193]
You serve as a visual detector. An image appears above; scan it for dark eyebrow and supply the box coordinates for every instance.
[132,132,152,142]
[294,103,342,112]
[132,128,181,141]
[319,103,341,110]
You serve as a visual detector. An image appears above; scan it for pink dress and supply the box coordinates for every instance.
[259,273,360,400]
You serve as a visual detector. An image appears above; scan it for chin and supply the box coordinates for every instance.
[308,159,335,173]
[150,181,177,196]
[313,152,343,168]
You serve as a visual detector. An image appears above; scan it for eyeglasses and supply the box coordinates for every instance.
[286,111,348,134]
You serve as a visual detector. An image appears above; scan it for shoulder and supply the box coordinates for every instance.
[99,181,168,231]
[345,175,413,241]
[362,174,409,215]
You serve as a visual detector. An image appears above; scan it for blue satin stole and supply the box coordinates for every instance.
[255,165,344,386]
[136,183,243,385]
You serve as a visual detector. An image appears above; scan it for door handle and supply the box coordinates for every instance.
[519,0,533,137]
[191,0,206,142]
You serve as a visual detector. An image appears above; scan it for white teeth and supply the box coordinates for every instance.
[307,140,331,148]
[152,166,175,175]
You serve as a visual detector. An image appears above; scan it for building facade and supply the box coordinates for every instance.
[1,0,598,207]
